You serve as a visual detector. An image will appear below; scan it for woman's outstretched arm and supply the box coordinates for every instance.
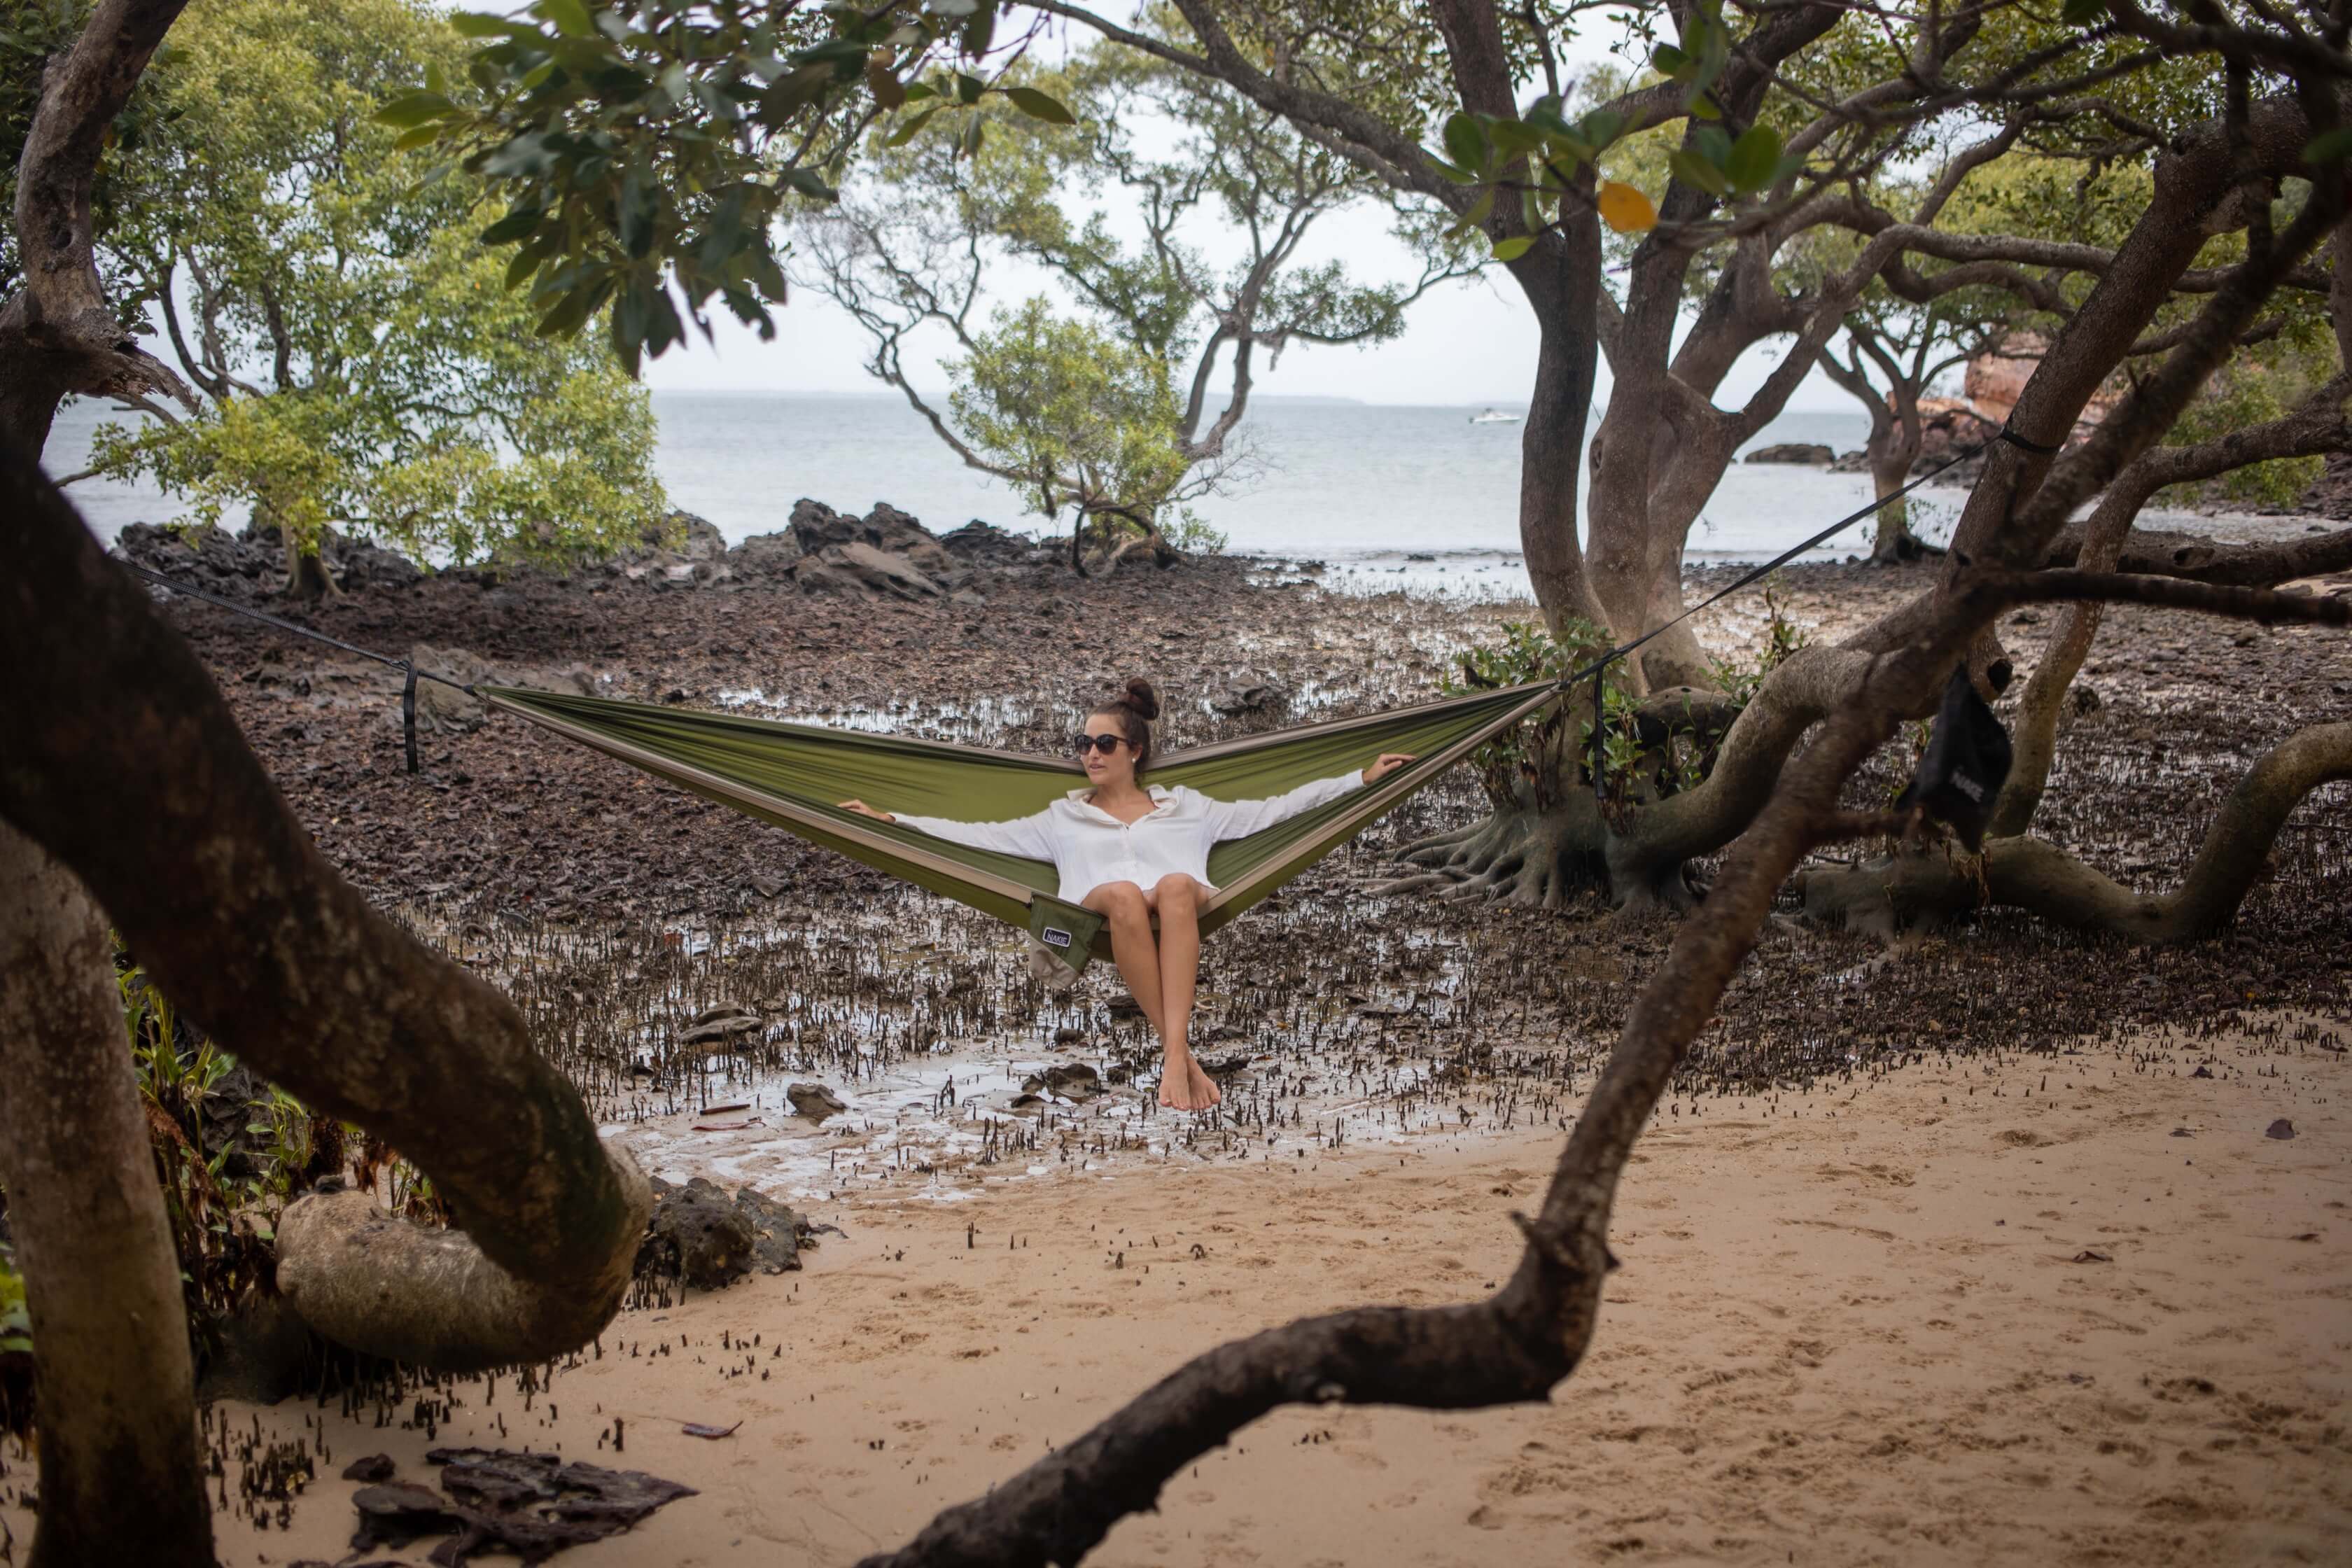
[1198,753,1414,840]
[839,799,1058,861]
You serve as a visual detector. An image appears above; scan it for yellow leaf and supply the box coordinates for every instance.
[1598,181,1657,234]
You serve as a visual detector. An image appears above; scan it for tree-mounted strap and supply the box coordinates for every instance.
[1994,425,2066,456]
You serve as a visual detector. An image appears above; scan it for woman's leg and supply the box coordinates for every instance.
[1147,874,1218,1110]
[1081,879,1165,1053]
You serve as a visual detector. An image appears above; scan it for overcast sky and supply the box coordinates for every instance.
[643,15,1859,414]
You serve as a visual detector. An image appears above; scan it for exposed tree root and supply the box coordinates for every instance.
[276,1170,652,1373]
[1802,721,2352,941]
[1376,799,1611,911]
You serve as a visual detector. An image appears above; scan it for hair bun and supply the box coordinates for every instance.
[1120,677,1161,721]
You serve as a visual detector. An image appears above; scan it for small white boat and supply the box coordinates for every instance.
[1469,407,1520,424]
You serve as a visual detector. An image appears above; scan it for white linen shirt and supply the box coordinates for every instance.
[894,771,1366,903]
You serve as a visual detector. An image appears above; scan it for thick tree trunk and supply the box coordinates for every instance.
[0,446,651,1372]
[1508,225,1608,634]
[0,822,216,1568]
[1868,440,1933,563]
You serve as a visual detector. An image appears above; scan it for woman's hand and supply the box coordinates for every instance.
[839,798,895,822]
[1361,752,1416,784]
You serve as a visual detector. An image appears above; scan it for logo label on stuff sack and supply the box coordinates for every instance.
[1042,927,1072,948]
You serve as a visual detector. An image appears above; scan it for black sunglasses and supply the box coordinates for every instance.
[1070,732,1128,756]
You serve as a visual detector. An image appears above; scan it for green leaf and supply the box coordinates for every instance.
[1442,111,1490,174]
[778,164,835,199]
[868,60,906,111]
[2303,128,2352,166]
[450,11,512,37]
[618,167,658,257]
[960,4,996,57]
[1491,234,1534,262]
[1490,118,1543,160]
[1651,43,1688,74]
[479,206,545,245]
[954,71,985,105]
[1424,152,1480,185]
[1725,125,1782,194]
[538,0,593,38]
[884,104,941,147]
[374,91,456,129]
[1690,91,1720,121]
[1669,148,1732,197]
[391,122,445,153]
[1005,85,1075,125]
[1693,125,1732,164]
[1579,108,1624,148]
[759,64,836,122]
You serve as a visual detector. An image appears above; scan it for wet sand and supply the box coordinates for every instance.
[151,1014,2348,1568]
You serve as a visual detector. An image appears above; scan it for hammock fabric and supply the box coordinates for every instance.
[481,680,1562,977]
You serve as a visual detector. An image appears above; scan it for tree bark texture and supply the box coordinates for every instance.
[0,822,216,1568]
[0,447,650,1371]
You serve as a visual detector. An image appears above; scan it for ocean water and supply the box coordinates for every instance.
[41,391,2260,597]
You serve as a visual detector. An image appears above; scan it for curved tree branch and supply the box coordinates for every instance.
[1806,721,2352,941]
[0,446,650,1372]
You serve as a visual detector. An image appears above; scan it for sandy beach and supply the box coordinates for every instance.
[115,1011,2343,1568]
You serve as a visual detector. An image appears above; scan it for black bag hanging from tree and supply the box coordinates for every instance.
[1896,668,2013,851]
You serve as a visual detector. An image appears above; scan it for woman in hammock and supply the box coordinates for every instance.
[842,678,1413,1111]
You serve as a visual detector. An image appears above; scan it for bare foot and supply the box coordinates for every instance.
[1158,1047,1221,1111]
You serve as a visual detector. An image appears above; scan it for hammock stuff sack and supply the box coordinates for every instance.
[1896,668,2015,850]
[479,680,1563,981]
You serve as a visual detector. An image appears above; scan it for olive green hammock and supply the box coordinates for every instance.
[479,680,1563,979]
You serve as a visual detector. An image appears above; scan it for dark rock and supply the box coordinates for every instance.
[1052,1026,1087,1045]
[938,519,1037,566]
[1208,674,1290,716]
[603,510,733,589]
[727,530,805,578]
[1828,448,1871,472]
[802,539,943,601]
[1743,442,1835,465]
[678,1007,762,1046]
[346,1448,694,1565]
[196,1290,324,1406]
[732,1186,808,1273]
[787,1082,849,1122]
[2266,1118,2296,1140]
[786,498,955,577]
[638,1176,757,1289]
[342,1454,399,1484]
[1021,1062,1102,1100]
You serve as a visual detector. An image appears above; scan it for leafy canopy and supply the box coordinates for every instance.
[382,0,1078,373]
[71,0,668,568]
